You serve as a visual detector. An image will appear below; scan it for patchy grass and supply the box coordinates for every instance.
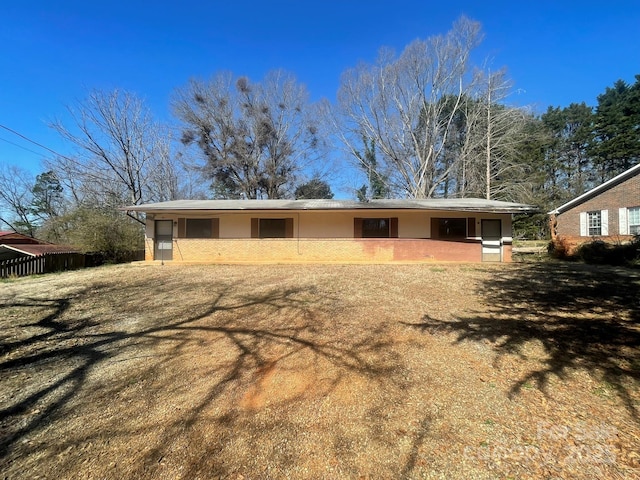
[1,263,639,479]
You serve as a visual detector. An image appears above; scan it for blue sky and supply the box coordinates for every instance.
[1,0,639,181]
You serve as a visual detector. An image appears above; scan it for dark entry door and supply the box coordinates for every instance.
[154,220,173,261]
[481,219,502,262]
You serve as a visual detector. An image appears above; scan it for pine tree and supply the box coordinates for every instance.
[590,75,640,180]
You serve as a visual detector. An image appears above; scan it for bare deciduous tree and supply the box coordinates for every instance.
[459,70,533,201]
[0,164,36,234]
[333,16,532,200]
[172,70,324,199]
[334,17,483,198]
[0,166,67,236]
[49,89,183,209]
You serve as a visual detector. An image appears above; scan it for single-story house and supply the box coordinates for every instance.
[548,163,640,248]
[0,231,78,261]
[124,198,534,263]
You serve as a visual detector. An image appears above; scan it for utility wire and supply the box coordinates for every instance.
[0,123,70,160]
[0,136,46,157]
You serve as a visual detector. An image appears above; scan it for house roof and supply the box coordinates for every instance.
[0,232,79,260]
[549,163,640,215]
[0,231,44,244]
[0,244,78,256]
[0,244,79,261]
[124,198,536,214]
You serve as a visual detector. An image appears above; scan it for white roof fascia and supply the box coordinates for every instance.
[0,245,36,257]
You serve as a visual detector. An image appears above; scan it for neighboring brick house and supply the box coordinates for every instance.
[124,198,535,264]
[549,163,640,248]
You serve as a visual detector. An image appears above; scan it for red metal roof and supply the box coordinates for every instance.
[0,231,78,260]
[0,232,45,244]
[0,244,79,256]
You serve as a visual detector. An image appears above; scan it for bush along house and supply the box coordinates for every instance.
[123,198,535,264]
[549,163,640,250]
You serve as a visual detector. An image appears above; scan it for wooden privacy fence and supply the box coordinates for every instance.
[0,253,85,278]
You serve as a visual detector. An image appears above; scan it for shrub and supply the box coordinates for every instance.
[39,207,144,263]
[548,236,640,267]
[547,237,574,260]
[575,237,640,266]
[576,240,614,265]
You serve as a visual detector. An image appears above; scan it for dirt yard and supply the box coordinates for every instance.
[1,262,639,479]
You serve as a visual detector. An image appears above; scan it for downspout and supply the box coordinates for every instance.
[297,212,301,256]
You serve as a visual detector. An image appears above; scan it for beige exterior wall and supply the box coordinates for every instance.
[299,212,353,238]
[221,214,251,238]
[143,209,514,263]
[147,210,514,240]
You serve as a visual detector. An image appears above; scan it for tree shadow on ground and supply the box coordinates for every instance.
[405,262,640,420]
[0,271,403,478]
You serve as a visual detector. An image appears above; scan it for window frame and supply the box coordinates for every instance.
[186,218,213,238]
[431,217,468,240]
[251,218,294,238]
[587,211,602,236]
[177,218,219,239]
[353,218,398,238]
[362,218,390,238]
[259,218,286,238]
[628,207,640,235]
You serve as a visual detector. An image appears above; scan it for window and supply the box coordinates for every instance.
[251,218,294,238]
[629,207,640,235]
[432,218,467,239]
[362,218,389,238]
[177,218,219,238]
[260,219,286,238]
[186,219,212,238]
[588,211,601,236]
[354,218,398,238]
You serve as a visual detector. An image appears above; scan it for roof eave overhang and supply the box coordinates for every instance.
[0,245,36,257]
[123,206,537,215]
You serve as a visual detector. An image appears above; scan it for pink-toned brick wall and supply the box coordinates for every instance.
[503,245,513,262]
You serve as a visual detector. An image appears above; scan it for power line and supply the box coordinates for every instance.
[0,136,46,157]
[0,123,68,159]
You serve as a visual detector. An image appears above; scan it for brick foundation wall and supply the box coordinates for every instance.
[145,238,488,263]
[144,238,154,261]
[503,245,513,263]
